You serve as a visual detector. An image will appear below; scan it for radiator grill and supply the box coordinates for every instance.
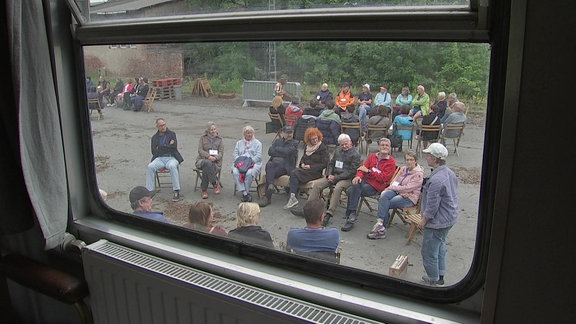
[83,240,380,324]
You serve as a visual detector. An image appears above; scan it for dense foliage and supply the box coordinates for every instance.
[183,41,490,103]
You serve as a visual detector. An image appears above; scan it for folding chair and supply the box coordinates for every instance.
[356,166,400,214]
[87,97,103,120]
[193,168,222,192]
[365,124,389,155]
[143,87,157,112]
[267,112,284,141]
[441,123,466,156]
[341,121,364,154]
[394,123,414,150]
[154,166,179,188]
[233,172,263,198]
[415,124,442,158]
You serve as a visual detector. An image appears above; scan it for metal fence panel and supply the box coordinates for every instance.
[242,80,301,106]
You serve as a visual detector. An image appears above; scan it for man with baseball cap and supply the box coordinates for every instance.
[258,125,299,207]
[418,143,458,286]
[129,186,168,223]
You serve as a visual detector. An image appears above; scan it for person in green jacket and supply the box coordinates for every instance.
[411,84,430,121]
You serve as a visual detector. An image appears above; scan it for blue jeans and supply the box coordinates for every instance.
[377,190,414,224]
[346,182,378,215]
[357,104,370,129]
[146,156,180,191]
[232,167,257,194]
[421,226,453,281]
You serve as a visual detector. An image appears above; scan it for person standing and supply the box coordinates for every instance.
[195,122,224,199]
[145,118,184,202]
[259,125,298,207]
[129,186,168,223]
[341,137,396,232]
[418,143,458,286]
[232,125,263,202]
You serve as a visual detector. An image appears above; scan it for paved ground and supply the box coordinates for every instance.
[92,94,484,286]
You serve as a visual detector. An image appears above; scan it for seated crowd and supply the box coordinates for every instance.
[124,82,467,264]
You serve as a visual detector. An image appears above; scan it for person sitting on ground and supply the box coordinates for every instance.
[129,186,168,223]
[341,137,396,232]
[259,125,299,207]
[366,105,392,144]
[131,77,150,111]
[410,84,430,121]
[305,134,361,226]
[145,118,184,202]
[286,199,340,253]
[232,125,263,202]
[356,83,373,129]
[186,201,227,236]
[284,127,329,209]
[285,98,303,126]
[229,202,275,249]
[314,82,333,109]
[340,104,361,146]
[87,86,104,120]
[368,150,423,239]
[195,122,224,199]
[334,82,354,115]
[393,104,414,152]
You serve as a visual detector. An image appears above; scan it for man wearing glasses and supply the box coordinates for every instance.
[341,137,396,232]
[145,118,184,202]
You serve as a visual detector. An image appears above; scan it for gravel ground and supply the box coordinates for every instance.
[92,93,484,286]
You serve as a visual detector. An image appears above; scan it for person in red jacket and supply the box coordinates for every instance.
[341,137,396,231]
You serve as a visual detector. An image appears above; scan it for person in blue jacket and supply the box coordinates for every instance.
[129,186,168,223]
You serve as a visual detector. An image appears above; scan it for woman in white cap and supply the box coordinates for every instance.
[419,143,458,286]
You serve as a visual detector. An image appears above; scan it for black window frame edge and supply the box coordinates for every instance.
[59,0,509,304]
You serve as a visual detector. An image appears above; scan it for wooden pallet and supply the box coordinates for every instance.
[192,77,214,97]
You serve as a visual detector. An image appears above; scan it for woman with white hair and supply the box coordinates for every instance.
[232,125,263,202]
[229,202,274,249]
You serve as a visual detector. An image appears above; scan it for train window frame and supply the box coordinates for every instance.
[63,0,500,304]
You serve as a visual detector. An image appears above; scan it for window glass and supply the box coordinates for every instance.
[88,40,488,287]
[74,0,470,22]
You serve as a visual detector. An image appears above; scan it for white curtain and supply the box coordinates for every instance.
[8,0,68,250]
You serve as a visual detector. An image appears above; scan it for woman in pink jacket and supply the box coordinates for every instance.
[368,150,424,239]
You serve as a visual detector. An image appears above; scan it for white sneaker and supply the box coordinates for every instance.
[283,196,299,209]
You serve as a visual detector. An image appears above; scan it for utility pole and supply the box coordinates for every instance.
[268,0,277,81]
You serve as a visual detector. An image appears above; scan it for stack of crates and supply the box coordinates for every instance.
[151,78,181,100]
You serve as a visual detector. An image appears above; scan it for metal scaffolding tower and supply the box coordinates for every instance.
[268,0,277,81]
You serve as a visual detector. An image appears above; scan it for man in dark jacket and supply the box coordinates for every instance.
[295,134,361,226]
[131,77,150,111]
[145,118,184,202]
[258,125,299,207]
